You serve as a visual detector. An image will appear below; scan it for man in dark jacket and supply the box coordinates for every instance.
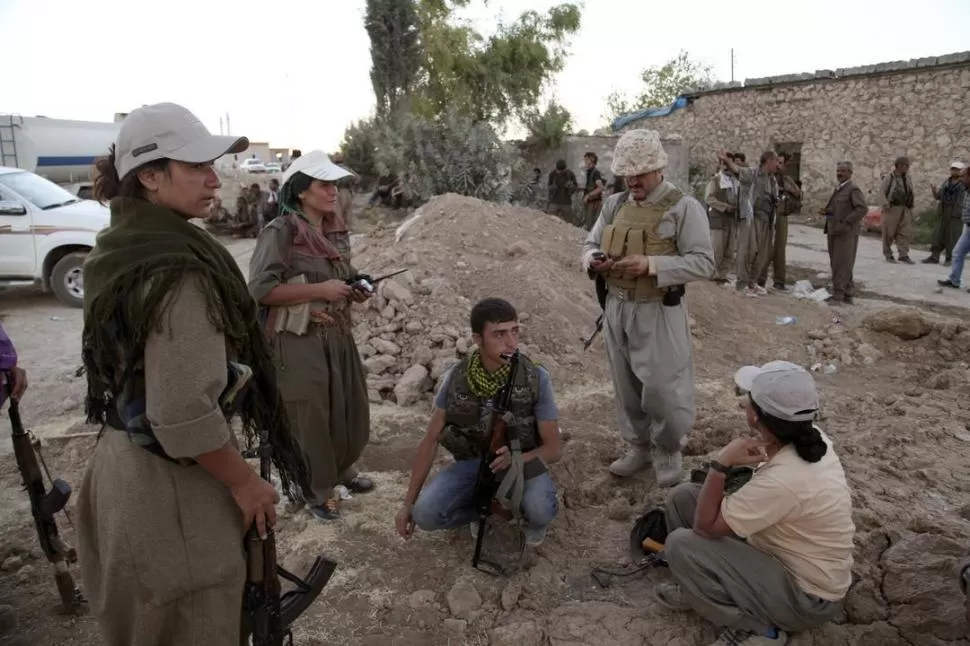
[819,162,868,305]
[547,159,578,224]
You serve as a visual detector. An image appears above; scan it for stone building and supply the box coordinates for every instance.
[614,51,970,214]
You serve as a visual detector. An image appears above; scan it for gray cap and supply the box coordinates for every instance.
[114,102,249,178]
[734,361,819,422]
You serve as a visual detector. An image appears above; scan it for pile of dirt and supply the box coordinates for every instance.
[347,194,608,405]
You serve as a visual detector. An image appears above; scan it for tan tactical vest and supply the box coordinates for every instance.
[601,188,683,300]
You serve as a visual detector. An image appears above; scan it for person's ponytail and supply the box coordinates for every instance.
[751,399,828,463]
[92,145,123,203]
[789,426,828,463]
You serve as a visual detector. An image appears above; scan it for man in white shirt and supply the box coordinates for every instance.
[654,361,855,646]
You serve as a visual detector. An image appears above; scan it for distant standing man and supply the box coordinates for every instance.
[759,153,802,291]
[924,161,967,266]
[717,150,780,296]
[582,152,606,230]
[937,167,970,292]
[819,162,868,305]
[705,154,741,283]
[547,159,578,224]
[582,129,715,486]
[879,156,915,264]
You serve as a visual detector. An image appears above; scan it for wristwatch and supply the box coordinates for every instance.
[708,460,731,475]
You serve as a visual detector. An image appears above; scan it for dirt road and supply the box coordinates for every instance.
[786,223,968,309]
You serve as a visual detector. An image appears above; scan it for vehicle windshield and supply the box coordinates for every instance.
[0,171,80,210]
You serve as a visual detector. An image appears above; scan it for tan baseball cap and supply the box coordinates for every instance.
[114,102,249,178]
[734,360,819,422]
[611,129,668,177]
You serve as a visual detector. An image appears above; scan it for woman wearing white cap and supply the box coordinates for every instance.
[249,150,374,521]
[77,102,312,645]
[653,361,855,646]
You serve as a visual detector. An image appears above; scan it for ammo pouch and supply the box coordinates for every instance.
[662,285,685,307]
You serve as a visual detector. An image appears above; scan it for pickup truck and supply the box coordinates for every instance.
[0,165,109,308]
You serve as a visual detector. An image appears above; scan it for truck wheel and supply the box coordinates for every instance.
[50,252,87,308]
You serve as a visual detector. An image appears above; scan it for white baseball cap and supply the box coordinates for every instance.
[950,161,967,171]
[114,102,249,178]
[281,150,353,186]
[734,361,819,422]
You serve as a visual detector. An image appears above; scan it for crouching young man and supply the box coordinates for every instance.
[394,298,563,547]
[654,361,855,646]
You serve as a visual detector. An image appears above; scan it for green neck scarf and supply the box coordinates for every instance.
[466,349,511,398]
[81,197,311,500]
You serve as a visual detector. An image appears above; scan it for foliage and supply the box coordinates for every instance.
[521,100,573,153]
[603,50,714,127]
[373,110,521,205]
[913,206,939,245]
[412,1,582,123]
[365,0,422,118]
[338,119,381,187]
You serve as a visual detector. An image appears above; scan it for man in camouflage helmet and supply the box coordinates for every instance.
[581,129,714,487]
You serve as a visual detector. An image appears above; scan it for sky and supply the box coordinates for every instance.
[2,0,968,155]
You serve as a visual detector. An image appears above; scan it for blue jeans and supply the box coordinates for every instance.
[411,458,558,533]
[948,224,970,286]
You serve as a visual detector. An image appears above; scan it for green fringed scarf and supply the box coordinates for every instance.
[466,349,511,398]
[80,197,312,501]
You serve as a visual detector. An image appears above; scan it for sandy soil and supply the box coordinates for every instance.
[1,196,969,646]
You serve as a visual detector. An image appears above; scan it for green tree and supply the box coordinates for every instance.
[365,0,422,118]
[339,118,380,187]
[412,1,582,123]
[521,100,573,152]
[603,50,714,127]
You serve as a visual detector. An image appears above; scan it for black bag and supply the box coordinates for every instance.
[629,507,669,560]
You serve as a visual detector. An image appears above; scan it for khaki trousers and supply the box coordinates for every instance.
[710,215,738,280]
[664,483,840,634]
[882,206,913,259]
[758,215,788,285]
[602,294,694,453]
[736,218,773,289]
[584,199,602,230]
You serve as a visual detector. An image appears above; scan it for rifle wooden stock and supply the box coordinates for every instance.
[241,430,337,645]
[5,380,82,612]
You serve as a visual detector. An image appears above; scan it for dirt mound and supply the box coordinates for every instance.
[347,194,607,405]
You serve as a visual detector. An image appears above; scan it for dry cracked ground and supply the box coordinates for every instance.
[1,195,969,646]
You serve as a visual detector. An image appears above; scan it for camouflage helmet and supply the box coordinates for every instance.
[611,129,668,177]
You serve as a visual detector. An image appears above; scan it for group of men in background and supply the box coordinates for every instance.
[543,152,625,230]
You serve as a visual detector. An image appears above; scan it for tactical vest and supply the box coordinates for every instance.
[601,188,683,300]
[439,354,541,463]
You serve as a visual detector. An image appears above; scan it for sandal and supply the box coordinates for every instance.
[308,497,341,521]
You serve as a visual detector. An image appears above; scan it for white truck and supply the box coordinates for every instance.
[0,165,109,308]
[0,113,121,307]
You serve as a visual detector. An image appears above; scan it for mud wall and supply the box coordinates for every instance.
[618,52,970,213]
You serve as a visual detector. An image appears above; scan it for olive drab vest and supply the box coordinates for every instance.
[439,354,542,464]
[601,188,683,300]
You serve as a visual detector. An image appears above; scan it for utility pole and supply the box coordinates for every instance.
[730,48,736,83]
[226,112,231,135]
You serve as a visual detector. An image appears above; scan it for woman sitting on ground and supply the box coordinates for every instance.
[654,360,855,646]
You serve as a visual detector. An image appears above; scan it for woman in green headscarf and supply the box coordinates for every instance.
[76,102,312,646]
[249,150,374,521]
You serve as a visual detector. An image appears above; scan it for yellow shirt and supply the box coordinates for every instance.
[721,431,855,601]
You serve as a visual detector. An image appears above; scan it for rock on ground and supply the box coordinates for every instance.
[446,579,483,619]
[490,620,543,646]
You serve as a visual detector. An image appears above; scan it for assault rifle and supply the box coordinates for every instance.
[241,428,338,646]
[346,268,408,295]
[3,375,84,612]
[470,349,522,576]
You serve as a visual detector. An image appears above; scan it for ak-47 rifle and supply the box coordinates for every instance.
[241,428,338,646]
[470,349,523,576]
[3,374,84,612]
[346,268,408,295]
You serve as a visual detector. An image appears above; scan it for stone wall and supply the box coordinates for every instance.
[618,52,970,214]
[526,134,689,194]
